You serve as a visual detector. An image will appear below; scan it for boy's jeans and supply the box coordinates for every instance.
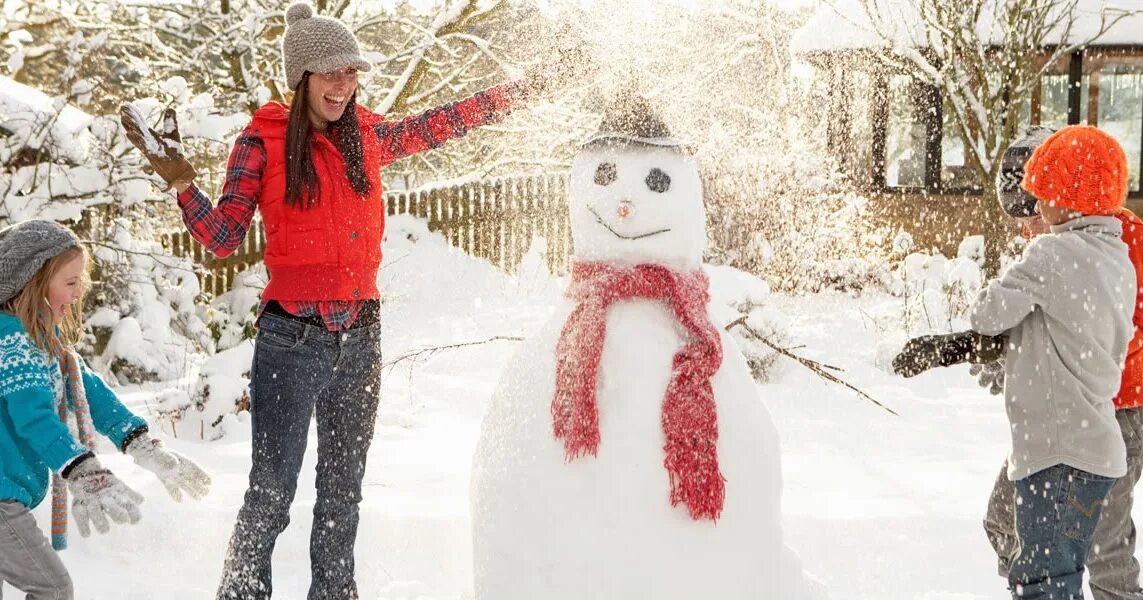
[986,408,1143,599]
[1008,464,1118,599]
[0,500,73,600]
[215,312,383,600]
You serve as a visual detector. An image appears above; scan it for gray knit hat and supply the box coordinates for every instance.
[282,3,372,91]
[0,220,81,304]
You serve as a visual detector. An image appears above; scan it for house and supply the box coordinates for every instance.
[792,0,1143,260]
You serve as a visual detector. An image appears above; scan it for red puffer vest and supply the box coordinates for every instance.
[248,102,386,301]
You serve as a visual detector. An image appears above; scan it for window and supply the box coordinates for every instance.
[848,71,876,186]
[839,47,1143,196]
[1087,53,1143,193]
[885,74,927,188]
[1039,73,1071,128]
[940,96,977,190]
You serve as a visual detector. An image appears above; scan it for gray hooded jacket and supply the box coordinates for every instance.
[970,215,1134,480]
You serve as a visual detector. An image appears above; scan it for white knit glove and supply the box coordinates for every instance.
[65,456,144,537]
[125,433,212,502]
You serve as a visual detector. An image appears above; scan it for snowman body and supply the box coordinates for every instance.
[471,140,819,599]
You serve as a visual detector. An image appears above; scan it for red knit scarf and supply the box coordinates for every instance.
[552,260,726,520]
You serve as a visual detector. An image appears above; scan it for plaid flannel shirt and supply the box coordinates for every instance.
[176,82,527,330]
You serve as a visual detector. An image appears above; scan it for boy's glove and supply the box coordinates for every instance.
[125,432,212,502]
[969,360,1005,395]
[120,104,197,189]
[64,456,144,537]
[892,331,1006,378]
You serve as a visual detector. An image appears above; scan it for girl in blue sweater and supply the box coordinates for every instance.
[0,220,211,599]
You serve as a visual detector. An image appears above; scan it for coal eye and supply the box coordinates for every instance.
[594,162,617,186]
[646,168,671,193]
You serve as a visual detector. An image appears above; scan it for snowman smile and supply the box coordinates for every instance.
[587,206,671,240]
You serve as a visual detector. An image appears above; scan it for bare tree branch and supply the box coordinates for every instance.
[726,316,899,416]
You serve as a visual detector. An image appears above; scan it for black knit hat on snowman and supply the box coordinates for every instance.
[282,2,372,91]
[0,220,81,305]
[584,87,690,153]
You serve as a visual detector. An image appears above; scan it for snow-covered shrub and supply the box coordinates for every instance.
[84,217,212,383]
[705,166,895,295]
[867,236,986,372]
[707,264,791,382]
[205,264,265,352]
[170,268,262,440]
[167,341,254,441]
[899,246,984,335]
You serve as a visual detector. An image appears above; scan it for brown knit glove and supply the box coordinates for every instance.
[120,104,197,190]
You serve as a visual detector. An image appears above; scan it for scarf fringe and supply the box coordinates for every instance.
[552,261,725,520]
[47,336,96,551]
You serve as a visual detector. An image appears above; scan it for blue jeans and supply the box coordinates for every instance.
[1011,464,1119,599]
[215,311,383,600]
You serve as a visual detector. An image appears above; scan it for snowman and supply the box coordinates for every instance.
[469,92,822,599]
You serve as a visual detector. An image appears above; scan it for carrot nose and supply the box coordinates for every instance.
[617,200,633,220]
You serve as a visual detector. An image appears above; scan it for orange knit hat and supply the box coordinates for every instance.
[1021,125,1129,216]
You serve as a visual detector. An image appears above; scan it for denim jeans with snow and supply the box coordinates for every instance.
[215,311,382,600]
[986,408,1143,599]
[1010,464,1118,599]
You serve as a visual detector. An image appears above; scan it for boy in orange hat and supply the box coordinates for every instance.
[979,128,1143,600]
[970,125,1136,599]
[894,126,1143,598]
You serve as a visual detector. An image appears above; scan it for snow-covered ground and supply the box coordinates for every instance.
[7,219,1028,599]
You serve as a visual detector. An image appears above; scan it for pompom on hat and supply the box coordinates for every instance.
[1021,125,1130,216]
[282,2,371,91]
[0,220,81,305]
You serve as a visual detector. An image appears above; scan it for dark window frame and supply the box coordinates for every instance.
[855,47,1143,198]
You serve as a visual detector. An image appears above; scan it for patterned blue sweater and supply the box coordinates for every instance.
[0,312,146,508]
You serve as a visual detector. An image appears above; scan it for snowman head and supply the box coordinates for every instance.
[569,94,706,272]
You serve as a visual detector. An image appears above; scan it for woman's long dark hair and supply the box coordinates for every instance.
[285,72,373,208]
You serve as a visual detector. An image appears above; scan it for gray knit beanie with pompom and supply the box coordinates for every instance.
[0,220,81,305]
[282,2,372,91]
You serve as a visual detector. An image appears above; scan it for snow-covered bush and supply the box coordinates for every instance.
[867,236,987,371]
[899,239,985,335]
[0,32,155,223]
[168,268,263,440]
[164,341,254,442]
[205,265,265,352]
[84,217,212,383]
[706,264,791,383]
[704,164,896,295]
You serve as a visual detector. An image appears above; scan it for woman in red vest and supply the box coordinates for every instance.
[122,3,578,598]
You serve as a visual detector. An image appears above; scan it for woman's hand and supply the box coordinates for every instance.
[120,104,198,191]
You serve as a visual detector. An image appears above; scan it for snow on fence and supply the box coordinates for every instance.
[158,172,573,297]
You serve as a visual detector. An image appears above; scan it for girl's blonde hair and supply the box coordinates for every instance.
[1,245,89,351]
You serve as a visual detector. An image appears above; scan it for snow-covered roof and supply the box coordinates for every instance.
[0,76,93,164]
[792,0,1143,56]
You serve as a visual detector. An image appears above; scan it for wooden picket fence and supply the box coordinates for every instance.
[160,172,573,297]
